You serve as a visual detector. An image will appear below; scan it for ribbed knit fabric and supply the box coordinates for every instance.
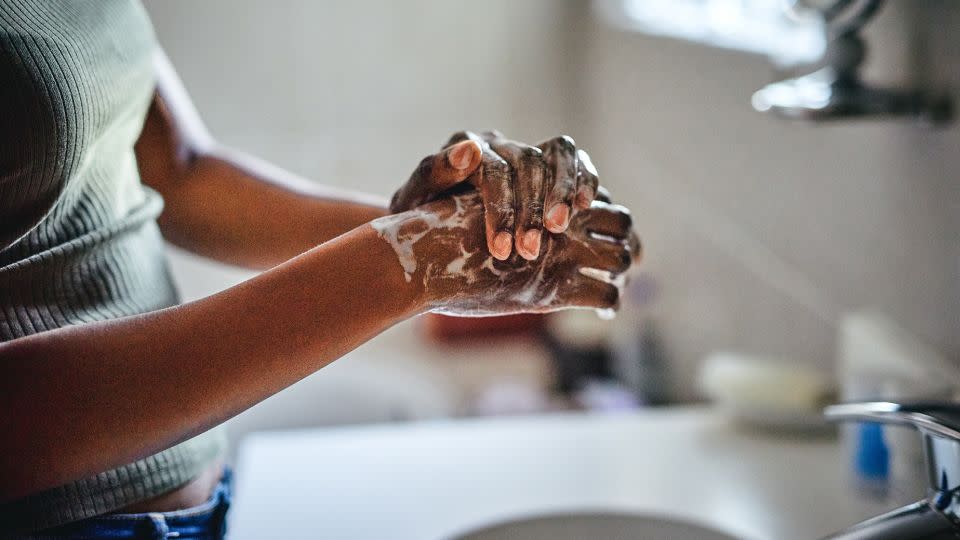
[0,0,225,532]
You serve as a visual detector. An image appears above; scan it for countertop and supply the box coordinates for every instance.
[228,406,914,540]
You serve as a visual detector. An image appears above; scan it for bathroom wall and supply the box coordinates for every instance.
[144,0,582,195]
[143,0,584,299]
[576,1,960,397]
[141,0,586,434]
[144,1,958,402]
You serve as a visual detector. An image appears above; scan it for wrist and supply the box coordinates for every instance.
[363,222,431,318]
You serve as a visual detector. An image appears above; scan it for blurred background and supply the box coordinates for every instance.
[141,2,959,536]
[146,0,960,536]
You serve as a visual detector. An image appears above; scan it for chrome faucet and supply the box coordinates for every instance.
[751,0,953,126]
[822,401,960,539]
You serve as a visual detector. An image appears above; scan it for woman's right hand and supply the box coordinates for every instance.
[370,190,638,316]
[388,131,604,263]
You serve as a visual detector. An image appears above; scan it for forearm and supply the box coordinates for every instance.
[0,224,419,502]
[156,144,389,269]
[136,50,389,269]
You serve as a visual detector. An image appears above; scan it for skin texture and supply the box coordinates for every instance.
[390,131,603,262]
[0,193,637,505]
[0,49,642,511]
[0,223,423,504]
[372,192,635,315]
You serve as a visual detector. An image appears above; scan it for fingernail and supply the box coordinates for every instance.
[448,141,475,170]
[492,231,512,260]
[546,204,570,232]
[522,229,542,260]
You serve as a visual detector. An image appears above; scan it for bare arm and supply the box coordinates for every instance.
[0,185,637,503]
[135,49,391,269]
[0,224,421,503]
[138,51,604,270]
[0,49,639,505]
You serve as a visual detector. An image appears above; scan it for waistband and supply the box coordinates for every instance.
[14,468,233,540]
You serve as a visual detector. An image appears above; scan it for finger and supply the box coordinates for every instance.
[465,130,516,259]
[575,149,600,210]
[556,271,621,310]
[430,140,483,187]
[628,229,643,263]
[574,201,633,241]
[476,151,515,260]
[571,236,632,275]
[389,140,482,212]
[538,136,578,234]
[489,140,546,261]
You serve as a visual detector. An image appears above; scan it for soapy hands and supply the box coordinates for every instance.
[389,131,602,262]
[371,191,637,316]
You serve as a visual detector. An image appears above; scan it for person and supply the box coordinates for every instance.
[0,1,639,537]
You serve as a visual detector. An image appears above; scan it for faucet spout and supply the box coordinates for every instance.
[823,401,960,539]
[753,0,953,126]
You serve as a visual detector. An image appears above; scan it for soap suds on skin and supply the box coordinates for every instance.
[371,192,631,317]
[373,194,556,312]
[370,214,424,282]
[370,199,470,282]
[444,245,471,275]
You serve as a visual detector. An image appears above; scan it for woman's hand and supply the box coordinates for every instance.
[372,191,636,316]
[389,131,602,262]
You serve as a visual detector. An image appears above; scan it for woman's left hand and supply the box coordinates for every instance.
[389,130,602,262]
[372,191,636,316]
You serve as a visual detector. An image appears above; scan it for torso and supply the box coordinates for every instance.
[0,1,227,530]
[118,460,225,513]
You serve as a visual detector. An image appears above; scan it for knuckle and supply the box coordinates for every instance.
[580,171,599,187]
[523,200,544,221]
[519,146,544,166]
[484,159,511,180]
[540,136,576,158]
[604,284,620,307]
[486,199,516,219]
[416,155,434,177]
[554,135,577,152]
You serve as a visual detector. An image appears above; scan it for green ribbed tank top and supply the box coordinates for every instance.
[0,0,225,532]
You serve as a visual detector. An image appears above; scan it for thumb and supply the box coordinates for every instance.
[431,139,483,188]
[390,140,483,212]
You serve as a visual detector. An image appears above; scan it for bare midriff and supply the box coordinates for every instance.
[115,459,225,513]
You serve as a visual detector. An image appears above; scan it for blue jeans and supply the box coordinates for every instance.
[20,469,232,540]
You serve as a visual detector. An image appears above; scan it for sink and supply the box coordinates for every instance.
[451,512,740,540]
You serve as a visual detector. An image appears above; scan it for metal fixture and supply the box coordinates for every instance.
[823,401,960,539]
[752,0,952,125]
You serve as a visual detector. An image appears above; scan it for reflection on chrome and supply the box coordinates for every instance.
[824,401,960,539]
[752,0,953,125]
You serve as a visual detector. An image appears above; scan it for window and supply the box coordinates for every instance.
[594,0,826,66]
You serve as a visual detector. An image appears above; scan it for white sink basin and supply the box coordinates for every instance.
[453,512,740,540]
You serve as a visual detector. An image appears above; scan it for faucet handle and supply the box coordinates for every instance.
[824,401,960,441]
[824,401,960,507]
